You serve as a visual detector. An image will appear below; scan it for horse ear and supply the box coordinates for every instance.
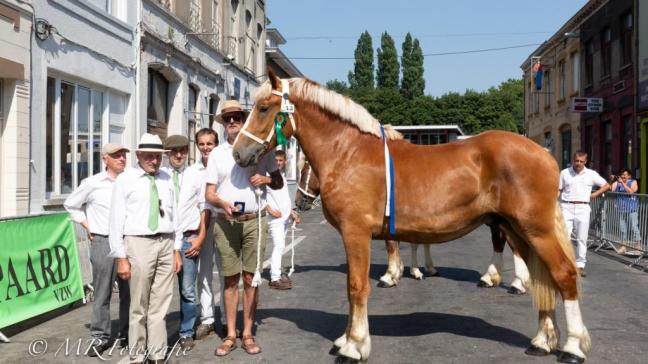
[267,68,281,90]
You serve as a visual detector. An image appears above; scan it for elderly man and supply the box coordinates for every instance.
[559,150,610,277]
[64,143,130,356]
[109,133,182,364]
[205,100,283,356]
[162,134,210,350]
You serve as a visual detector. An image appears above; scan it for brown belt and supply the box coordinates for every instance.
[217,211,267,222]
[183,229,199,238]
[562,200,588,204]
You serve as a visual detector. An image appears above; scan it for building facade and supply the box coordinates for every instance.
[580,0,636,179]
[27,0,138,215]
[521,1,607,170]
[0,0,31,217]
[142,0,266,152]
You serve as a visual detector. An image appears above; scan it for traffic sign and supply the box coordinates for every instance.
[571,97,603,112]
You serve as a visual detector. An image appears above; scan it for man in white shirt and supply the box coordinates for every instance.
[64,143,130,356]
[109,133,182,364]
[192,128,228,340]
[205,100,283,356]
[559,150,610,277]
[161,134,209,351]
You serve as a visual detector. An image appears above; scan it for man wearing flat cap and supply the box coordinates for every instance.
[64,143,131,356]
[161,134,211,350]
[109,133,182,364]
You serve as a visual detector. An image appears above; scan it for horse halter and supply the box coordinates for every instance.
[237,78,297,148]
[297,163,317,199]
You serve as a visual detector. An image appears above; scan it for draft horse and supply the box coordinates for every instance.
[295,159,531,293]
[233,72,590,363]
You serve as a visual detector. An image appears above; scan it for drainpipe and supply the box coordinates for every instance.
[16,0,35,214]
[134,0,143,155]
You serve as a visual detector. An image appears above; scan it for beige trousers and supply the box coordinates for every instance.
[124,234,174,362]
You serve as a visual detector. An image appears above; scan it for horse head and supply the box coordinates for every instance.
[233,69,297,167]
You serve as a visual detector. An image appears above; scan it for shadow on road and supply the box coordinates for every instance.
[257,308,529,348]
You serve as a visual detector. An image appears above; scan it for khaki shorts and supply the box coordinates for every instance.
[213,216,268,277]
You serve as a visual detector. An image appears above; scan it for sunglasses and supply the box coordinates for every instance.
[223,114,243,124]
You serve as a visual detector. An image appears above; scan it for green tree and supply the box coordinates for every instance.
[326,79,350,95]
[411,39,425,97]
[400,33,414,98]
[350,31,374,90]
[376,32,399,90]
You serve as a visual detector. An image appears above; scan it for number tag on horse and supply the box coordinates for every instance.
[281,94,295,113]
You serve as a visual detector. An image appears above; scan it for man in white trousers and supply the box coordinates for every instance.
[559,150,610,277]
[266,150,300,289]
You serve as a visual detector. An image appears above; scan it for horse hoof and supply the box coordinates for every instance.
[377,280,395,288]
[557,351,585,364]
[334,355,360,364]
[507,286,525,295]
[477,280,493,288]
[525,345,550,356]
[329,345,341,356]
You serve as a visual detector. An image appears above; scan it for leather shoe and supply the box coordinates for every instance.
[87,340,111,357]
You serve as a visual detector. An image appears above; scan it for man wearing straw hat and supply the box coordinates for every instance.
[109,133,182,363]
[205,100,283,356]
[64,143,131,357]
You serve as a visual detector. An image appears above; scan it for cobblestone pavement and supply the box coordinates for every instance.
[3,205,648,363]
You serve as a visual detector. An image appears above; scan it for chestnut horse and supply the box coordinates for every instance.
[296,157,530,293]
[233,73,589,363]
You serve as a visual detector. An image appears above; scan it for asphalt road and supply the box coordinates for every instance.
[3,205,648,364]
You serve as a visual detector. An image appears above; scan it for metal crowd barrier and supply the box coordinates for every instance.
[589,192,648,269]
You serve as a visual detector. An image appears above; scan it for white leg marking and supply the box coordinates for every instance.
[334,333,348,348]
[530,311,559,352]
[338,315,371,360]
[411,267,424,280]
[512,253,530,287]
[563,300,590,358]
[479,252,503,286]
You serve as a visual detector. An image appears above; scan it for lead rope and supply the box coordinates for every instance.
[288,219,296,276]
[251,187,263,287]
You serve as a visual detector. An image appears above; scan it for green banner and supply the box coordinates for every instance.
[0,213,84,328]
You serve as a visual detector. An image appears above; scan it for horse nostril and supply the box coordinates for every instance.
[233,151,240,162]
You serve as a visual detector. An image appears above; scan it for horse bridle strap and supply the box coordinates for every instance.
[238,79,296,147]
[297,165,317,199]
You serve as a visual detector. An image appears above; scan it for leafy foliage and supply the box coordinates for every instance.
[350,31,374,90]
[376,32,399,90]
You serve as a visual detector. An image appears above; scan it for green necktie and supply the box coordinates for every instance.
[172,169,180,203]
[146,174,159,231]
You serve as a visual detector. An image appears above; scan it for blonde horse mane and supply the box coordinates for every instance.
[254,79,403,141]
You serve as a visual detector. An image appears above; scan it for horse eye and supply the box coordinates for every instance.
[259,105,269,113]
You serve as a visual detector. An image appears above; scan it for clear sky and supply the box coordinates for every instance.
[267,0,589,97]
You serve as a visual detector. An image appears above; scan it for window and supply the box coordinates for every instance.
[208,95,219,128]
[544,69,551,107]
[621,12,633,66]
[585,125,594,165]
[532,85,539,114]
[45,77,106,196]
[188,85,199,164]
[544,131,553,152]
[601,27,611,77]
[621,115,633,168]
[585,41,593,85]
[147,69,169,138]
[561,128,572,169]
[602,121,612,175]
[558,60,566,100]
[570,52,580,94]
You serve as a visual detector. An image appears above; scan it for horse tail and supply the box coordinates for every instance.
[528,203,576,311]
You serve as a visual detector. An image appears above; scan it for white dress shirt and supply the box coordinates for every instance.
[205,141,277,213]
[165,162,209,248]
[109,164,179,258]
[559,166,607,202]
[267,174,292,224]
[64,171,116,235]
